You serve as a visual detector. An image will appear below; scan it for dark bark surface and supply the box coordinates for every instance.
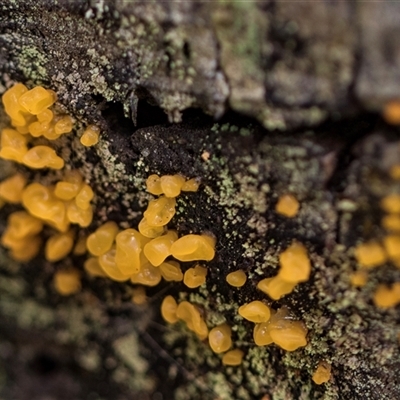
[0,1,400,400]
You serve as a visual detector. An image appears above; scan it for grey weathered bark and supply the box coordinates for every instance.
[1,1,400,400]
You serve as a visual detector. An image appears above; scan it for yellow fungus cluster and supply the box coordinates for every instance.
[275,194,300,218]
[161,296,208,340]
[146,174,200,197]
[312,361,331,385]
[257,242,311,300]
[0,170,93,261]
[352,188,400,306]
[82,174,214,287]
[252,307,308,351]
[0,84,75,170]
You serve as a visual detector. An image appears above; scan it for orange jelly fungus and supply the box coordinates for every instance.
[143,196,176,227]
[275,194,300,218]
[0,128,28,162]
[171,234,215,262]
[80,125,100,147]
[382,101,400,125]
[160,174,186,198]
[22,183,70,232]
[350,270,368,287]
[146,174,163,195]
[222,349,244,366]
[226,269,247,287]
[143,230,178,266]
[18,86,57,115]
[268,308,308,351]
[53,269,81,296]
[75,184,94,210]
[238,301,271,323]
[161,295,179,324]
[208,324,232,353]
[45,231,74,262]
[3,211,43,240]
[130,262,162,286]
[183,265,207,288]
[115,229,145,275]
[99,247,130,282]
[181,178,200,192]
[67,201,93,228]
[257,276,296,300]
[138,217,165,238]
[159,260,183,282]
[54,180,82,201]
[87,221,119,256]
[382,235,400,260]
[354,241,387,268]
[279,242,311,283]
[176,301,208,340]
[2,83,30,127]
[84,257,107,278]
[373,283,400,308]
[312,361,331,385]
[22,145,64,169]
[382,214,400,232]
[381,194,400,214]
[0,173,27,203]
[253,322,273,346]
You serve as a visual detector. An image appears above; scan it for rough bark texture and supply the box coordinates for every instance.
[1,1,400,400]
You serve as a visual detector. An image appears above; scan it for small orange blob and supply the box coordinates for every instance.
[3,211,43,240]
[268,307,308,351]
[181,178,200,192]
[160,174,185,198]
[159,260,183,281]
[143,230,178,266]
[84,257,107,278]
[382,100,400,125]
[99,247,130,282]
[176,301,208,340]
[80,125,100,146]
[130,262,162,286]
[9,235,42,262]
[312,361,331,385]
[373,283,400,308]
[183,265,207,288]
[53,269,81,296]
[146,174,163,195]
[86,221,119,256]
[22,145,64,169]
[115,228,144,275]
[238,301,271,323]
[75,184,94,210]
[0,128,28,162]
[226,270,247,287]
[138,217,165,238]
[143,196,176,227]
[222,349,244,366]
[0,173,27,203]
[161,295,179,324]
[381,194,400,214]
[208,324,232,353]
[253,322,273,346]
[349,270,368,287]
[45,231,74,262]
[354,241,387,268]
[382,214,400,232]
[257,276,296,300]
[278,242,311,283]
[170,233,216,262]
[275,194,300,218]
[54,180,82,201]
[67,201,93,228]
[18,86,57,115]
[382,235,400,260]
[2,83,29,127]
[54,116,73,135]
